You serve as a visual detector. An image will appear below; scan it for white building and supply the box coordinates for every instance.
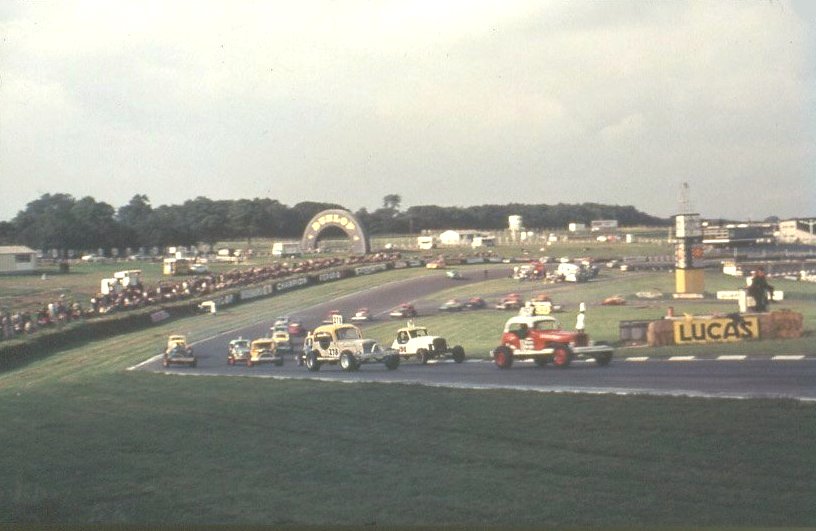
[0,246,38,274]
[591,219,618,232]
[439,230,489,246]
[778,219,816,245]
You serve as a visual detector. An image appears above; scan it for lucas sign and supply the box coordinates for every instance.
[673,316,760,344]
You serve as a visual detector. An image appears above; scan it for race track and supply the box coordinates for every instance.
[132,273,816,401]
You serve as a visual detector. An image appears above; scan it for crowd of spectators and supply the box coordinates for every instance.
[1,252,401,342]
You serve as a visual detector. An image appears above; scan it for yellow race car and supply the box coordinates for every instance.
[247,338,284,368]
[163,334,196,368]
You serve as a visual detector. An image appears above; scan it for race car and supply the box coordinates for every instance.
[350,307,373,322]
[227,337,251,365]
[287,319,306,337]
[247,338,284,367]
[438,299,464,312]
[322,309,343,324]
[495,293,523,310]
[163,334,196,368]
[445,270,463,279]
[465,296,486,310]
[270,327,293,353]
[491,313,613,369]
[302,319,399,372]
[389,303,418,319]
[391,321,465,364]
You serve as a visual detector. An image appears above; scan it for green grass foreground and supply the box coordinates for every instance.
[1,268,815,525]
[1,375,814,526]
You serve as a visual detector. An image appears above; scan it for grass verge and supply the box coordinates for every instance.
[1,375,814,526]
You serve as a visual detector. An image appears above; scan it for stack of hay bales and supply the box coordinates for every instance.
[762,310,804,339]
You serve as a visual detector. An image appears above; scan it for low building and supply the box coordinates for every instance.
[778,219,816,245]
[439,230,489,246]
[590,220,618,232]
[0,246,38,274]
[702,222,775,247]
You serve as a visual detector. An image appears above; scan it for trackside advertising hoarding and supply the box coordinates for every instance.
[274,276,310,292]
[314,270,346,283]
[673,316,760,344]
[354,263,388,276]
[240,284,274,301]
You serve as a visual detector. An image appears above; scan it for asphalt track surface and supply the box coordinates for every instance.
[133,272,816,402]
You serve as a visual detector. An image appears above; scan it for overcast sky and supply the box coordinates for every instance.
[1,0,814,223]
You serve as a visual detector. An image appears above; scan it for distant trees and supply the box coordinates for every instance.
[4,192,668,253]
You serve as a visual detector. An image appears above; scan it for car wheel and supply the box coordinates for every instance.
[451,345,465,363]
[275,357,284,367]
[384,354,400,370]
[551,344,572,368]
[494,346,513,369]
[340,351,357,372]
[305,351,320,372]
[416,348,429,365]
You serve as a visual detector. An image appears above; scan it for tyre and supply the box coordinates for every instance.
[384,354,400,370]
[451,345,465,363]
[340,351,357,372]
[494,346,513,369]
[275,357,284,367]
[305,351,320,372]
[594,352,612,367]
[416,348,429,365]
[551,344,572,368]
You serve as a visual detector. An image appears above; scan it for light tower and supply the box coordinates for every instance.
[674,182,705,294]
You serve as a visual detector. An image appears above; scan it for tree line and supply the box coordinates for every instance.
[0,193,668,254]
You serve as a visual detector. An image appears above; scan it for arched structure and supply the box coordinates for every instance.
[301,209,370,255]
